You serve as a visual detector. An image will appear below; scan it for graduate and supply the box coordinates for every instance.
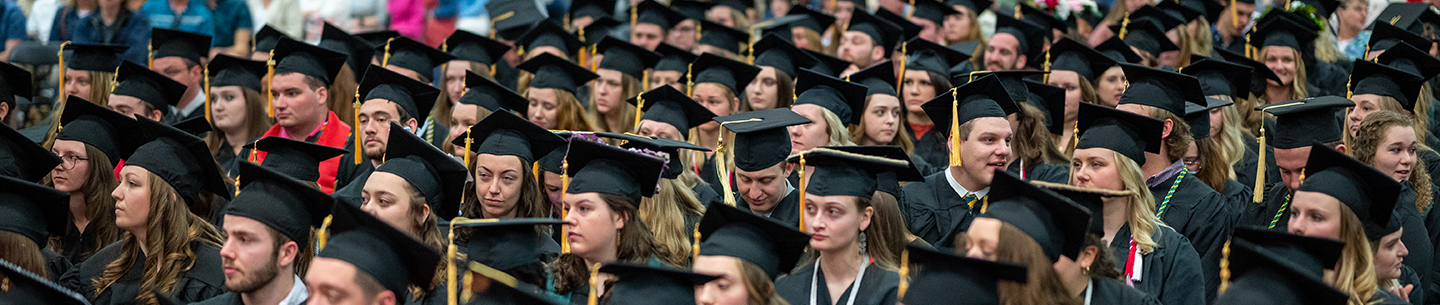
[839,8,902,73]
[900,75,1018,247]
[789,68,867,156]
[589,37,660,133]
[1179,56,1263,191]
[1248,14,1319,104]
[649,43,696,91]
[717,109,810,227]
[108,61,186,122]
[1109,19,1176,68]
[372,36,458,149]
[59,117,230,305]
[45,99,136,267]
[773,147,906,305]
[960,170,1092,304]
[1344,112,1433,303]
[973,70,1071,185]
[1360,42,1440,187]
[1044,38,1117,148]
[445,71,528,157]
[1033,181,1163,304]
[250,25,290,61]
[316,23,376,127]
[1182,99,1253,213]
[58,44,128,106]
[0,257,89,305]
[846,61,936,176]
[1091,37,1141,108]
[692,203,810,305]
[485,0,548,91]
[898,243,1029,305]
[599,132,713,266]
[630,84,722,201]
[516,53,599,131]
[240,136,348,187]
[987,13,1047,71]
[333,65,441,194]
[1213,228,1348,305]
[253,38,353,194]
[203,54,273,176]
[448,218,564,288]
[685,54,760,194]
[598,263,718,304]
[901,38,967,170]
[441,30,511,102]
[666,0,711,51]
[0,174,69,281]
[745,34,815,112]
[1247,97,1353,230]
[304,200,441,305]
[450,110,566,220]
[517,21,583,62]
[148,29,213,124]
[629,0,687,51]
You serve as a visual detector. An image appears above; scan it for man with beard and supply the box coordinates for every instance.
[984,14,1046,72]
[332,65,440,198]
[195,161,333,305]
[836,8,901,76]
[253,38,352,194]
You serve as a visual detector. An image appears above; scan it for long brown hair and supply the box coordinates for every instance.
[849,94,915,153]
[93,173,224,305]
[460,156,549,219]
[548,193,654,294]
[739,259,791,305]
[328,64,359,127]
[1193,139,1231,192]
[206,86,274,155]
[586,72,641,133]
[0,231,46,278]
[45,143,121,262]
[400,183,446,300]
[798,193,902,267]
[740,69,795,112]
[956,223,1078,305]
[1347,110,1434,212]
[1329,201,1378,305]
[1015,103,1071,168]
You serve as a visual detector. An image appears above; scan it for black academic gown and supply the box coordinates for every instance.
[911,128,948,173]
[899,170,976,248]
[1147,169,1233,303]
[1426,182,1440,304]
[774,260,900,305]
[189,292,242,305]
[1395,181,1434,300]
[1221,179,1252,226]
[59,222,101,266]
[333,146,377,194]
[43,249,71,282]
[1087,277,1162,305]
[1400,265,1425,305]
[60,241,226,305]
[698,155,724,197]
[1232,142,1259,190]
[1005,160,1070,184]
[1107,224,1206,305]
[692,181,723,209]
[1212,268,1323,305]
[495,61,520,91]
[1246,182,1293,231]
[737,190,802,229]
[215,141,245,178]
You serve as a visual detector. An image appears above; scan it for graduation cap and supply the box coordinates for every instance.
[375,121,467,220]
[752,34,819,78]
[243,136,348,182]
[1219,232,1348,305]
[319,202,442,300]
[458,263,561,305]
[1112,19,1179,55]
[0,174,68,247]
[654,43,697,73]
[518,22,583,59]
[517,53,598,94]
[56,97,140,166]
[1248,16,1318,51]
[150,28,211,65]
[7,42,59,66]
[0,62,31,110]
[1184,100,1215,140]
[1229,227,1344,281]
[536,132,571,174]
[1258,96,1353,149]
[0,124,60,182]
[61,43,128,72]
[579,17,623,46]
[1117,63,1203,116]
[563,137,666,203]
[982,170,1091,261]
[1368,21,1430,55]
[570,0,617,21]
[823,145,924,197]
[787,6,836,33]
[378,36,457,77]
[1024,80,1067,136]
[207,54,267,92]
[1211,47,1280,97]
[359,65,441,122]
[1298,143,1401,240]
[697,19,751,54]
[1374,41,1440,83]
[899,244,1029,305]
[793,68,868,125]
[670,0,714,20]
[320,23,378,76]
[598,263,720,304]
[1030,181,1130,235]
[1181,57,1253,98]
[846,8,904,57]
[1349,59,1425,112]
[946,0,994,13]
[1018,3,1066,34]
[849,60,897,96]
[0,258,90,305]
[355,30,402,48]
[719,108,811,171]
[1130,5,1185,30]
[787,147,911,201]
[804,49,851,77]
[954,70,1042,106]
[1076,103,1164,163]
[487,0,547,41]
[875,9,924,41]
[452,218,566,272]
[1046,38,1116,81]
[756,15,806,44]
[601,132,711,179]
[632,85,716,139]
[272,37,349,85]
[688,53,761,95]
[904,37,970,76]
[1094,36,1141,64]
[457,71,528,112]
[128,117,231,203]
[697,203,809,278]
[1184,0,1225,24]
[452,110,567,163]
[922,74,1018,138]
[994,13,1048,60]
[252,25,289,53]
[1156,0,1203,23]
[595,37,661,79]
[633,0,687,29]
[171,116,212,136]
[225,161,335,246]
[1370,3,1440,34]
[112,60,187,116]
[712,0,752,11]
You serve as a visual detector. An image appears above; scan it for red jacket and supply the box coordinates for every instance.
[254,111,352,194]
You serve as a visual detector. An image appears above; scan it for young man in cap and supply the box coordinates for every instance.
[630,0,687,51]
[256,38,352,194]
[838,8,901,75]
[1246,97,1353,230]
[150,29,213,123]
[373,37,457,148]
[109,61,187,122]
[1212,0,1257,53]
[333,66,441,192]
[986,14,1045,71]
[716,109,811,227]
[304,201,440,305]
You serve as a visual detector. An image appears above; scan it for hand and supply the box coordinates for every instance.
[1391,284,1413,303]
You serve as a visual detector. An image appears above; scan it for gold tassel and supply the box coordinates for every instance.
[1245,33,1254,59]
[797,152,807,231]
[353,89,362,164]
[748,30,757,65]
[1298,168,1306,183]
[1042,50,1052,83]
[111,66,119,93]
[57,42,68,104]
[695,22,703,44]
[533,161,541,183]
[447,220,459,305]
[204,64,212,123]
[897,42,908,91]
[382,38,396,68]
[631,4,638,29]
[1119,13,1131,39]
[1230,0,1238,28]
[561,159,572,253]
[147,39,154,69]
[1346,74,1354,99]
[317,215,333,250]
[586,263,601,305]
[589,46,598,71]
[718,137,737,206]
[898,249,910,298]
[1252,126,1265,203]
[641,70,649,97]
[686,63,695,96]
[1014,5,1022,19]
[234,174,242,196]
[266,50,276,117]
[980,197,989,213]
[1218,240,1231,293]
[949,89,962,167]
[463,128,473,168]
[634,94,645,130]
[691,224,701,261]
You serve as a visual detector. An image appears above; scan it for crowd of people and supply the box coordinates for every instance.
[2,0,1440,304]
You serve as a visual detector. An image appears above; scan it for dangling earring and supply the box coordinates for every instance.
[858,231,868,255]
[1082,266,1091,274]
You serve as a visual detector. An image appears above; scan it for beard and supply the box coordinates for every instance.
[224,251,281,293]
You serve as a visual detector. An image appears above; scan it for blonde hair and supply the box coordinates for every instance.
[639,178,706,266]
[1330,200,1379,305]
[819,108,858,147]
[1190,19,1214,58]
[796,28,825,53]
[955,223,1080,305]
[1258,46,1308,102]
[587,72,642,133]
[949,8,987,45]
[1073,150,1162,254]
[94,173,224,305]
[1211,97,1251,170]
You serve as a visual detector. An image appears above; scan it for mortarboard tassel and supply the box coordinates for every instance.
[1346,75,1354,99]
[686,63,695,96]
[691,224,701,261]
[561,158,572,253]
[717,137,737,206]
[586,263,601,305]
[1230,0,1238,28]
[266,50,276,117]
[1118,13,1131,39]
[797,152,807,231]
[353,89,362,164]
[748,31,758,65]
[382,38,396,68]
[533,161,541,184]
[949,88,962,167]
[897,42,908,91]
[147,39,154,69]
[463,128,473,169]
[1218,240,1231,293]
[1014,5,1022,19]
[234,174,241,197]
[1245,33,1254,59]
[317,215,333,250]
[204,64,212,123]
[447,219,459,305]
[907,0,916,19]
[111,66,120,93]
[57,42,68,105]
[897,249,910,298]
[634,93,645,130]
[1252,125,1265,203]
[1042,50,1052,83]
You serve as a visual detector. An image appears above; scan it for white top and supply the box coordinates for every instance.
[279,274,309,305]
[945,169,989,199]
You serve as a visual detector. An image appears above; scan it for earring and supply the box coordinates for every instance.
[859,232,868,255]
[1082,266,1090,274]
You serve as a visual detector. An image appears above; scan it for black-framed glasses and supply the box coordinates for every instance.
[58,154,89,170]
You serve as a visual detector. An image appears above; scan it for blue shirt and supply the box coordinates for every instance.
[209,0,252,47]
[47,6,87,42]
[140,0,215,43]
[72,10,152,64]
[0,2,25,50]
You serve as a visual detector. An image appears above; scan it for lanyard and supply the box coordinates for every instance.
[1156,170,1186,218]
[1269,193,1292,229]
[1123,239,1142,286]
[811,256,870,305]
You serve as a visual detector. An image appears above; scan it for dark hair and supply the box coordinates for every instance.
[547,193,654,294]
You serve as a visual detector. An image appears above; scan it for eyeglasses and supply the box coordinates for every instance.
[58,154,89,170]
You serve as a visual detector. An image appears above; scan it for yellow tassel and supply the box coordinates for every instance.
[533,161,541,183]
[266,50,276,117]
[897,42,908,91]
[691,224,701,261]
[949,89,962,167]
[490,64,497,76]
[1346,74,1354,99]
[634,94,645,130]
[1230,0,1239,28]
[898,249,909,298]
[586,263,601,305]
[353,89,362,164]
[57,42,68,104]
[111,66,119,93]
[447,220,458,305]
[641,70,649,97]
[1042,50,1052,83]
[1119,13,1131,39]
[1014,5,1022,19]
[463,128,473,168]
[317,215,333,250]
[1298,168,1306,183]
[1218,240,1231,293]
[204,64,212,124]
[233,174,242,197]
[561,159,572,253]
[797,152,807,231]
[382,38,396,68]
[147,39,154,69]
[1252,126,1265,203]
[686,63,695,96]
[1245,33,1253,59]
[589,46,598,72]
[630,4,638,29]
[565,13,572,31]
[980,196,989,213]
[718,137,736,207]
[748,31,758,65]
[695,22,703,43]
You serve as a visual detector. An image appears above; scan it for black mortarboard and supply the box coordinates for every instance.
[446,30,511,66]
[793,68,868,125]
[207,54,267,92]
[922,74,1018,134]
[1258,96,1353,149]
[1031,181,1130,235]
[1211,47,1280,97]
[849,60,897,96]
[112,61,187,114]
[375,122,467,220]
[905,37,970,76]
[712,0,752,11]
[1130,5,1185,30]
[128,117,231,203]
[1249,17,1318,51]
[0,259,90,305]
[1112,19,1179,55]
[752,34,818,78]
[243,136,348,182]
[805,49,850,77]
[983,170,1091,261]
[950,40,982,57]
[1255,9,1321,32]
[320,23,378,76]
[460,263,562,305]
[1294,0,1340,17]
[359,65,441,122]
[457,71,528,112]
[518,21,583,57]
[151,28,211,64]
[788,147,910,198]
[564,138,666,203]
[698,203,809,278]
[319,202,441,299]
[900,244,1028,305]
[1024,80,1067,135]
[1117,63,1203,116]
[688,53,761,94]
[602,132,711,179]
[1019,3,1067,33]
[62,43,128,72]
[1299,144,1401,240]
[537,131,570,174]
[596,37,661,79]
[697,19,750,54]
[453,218,566,271]
[599,264,719,304]
[946,0,994,13]
[171,116,211,136]
[1047,38,1115,81]
[654,43,697,73]
[671,0,715,20]
[757,15,810,43]
[253,25,288,53]
[910,0,960,27]
[379,36,457,77]
[1371,3,1440,34]
[1230,227,1344,280]
[719,108,811,171]
[824,145,925,185]
[0,175,67,246]
[0,124,60,182]
[1218,232,1348,305]
[633,85,716,139]
[1076,103,1164,163]
[875,8,923,41]
[57,97,140,165]
[1350,59,1425,111]
[355,30,402,48]
[516,53,598,94]
[580,17,623,45]
[846,8,904,57]
[994,13,1048,60]
[1156,0,1202,23]
[1094,36,1141,64]
[1182,57,1253,98]
[487,0,547,40]
[8,42,59,66]
[1375,41,1440,82]
[1184,101,1212,140]
[633,0,687,29]
[958,70,1044,108]
[1368,22,1429,54]
[272,37,349,85]
[0,62,30,108]
[226,161,334,245]
[787,6,836,33]
[570,0,617,21]
[453,110,566,162]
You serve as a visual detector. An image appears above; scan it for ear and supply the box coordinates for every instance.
[870,46,886,62]
[858,205,874,232]
[376,290,398,305]
[1015,55,1027,70]
[149,110,165,122]
[1334,144,1346,154]
[1161,118,1174,139]
[315,85,329,105]
[0,101,9,121]
[279,241,300,267]
[1079,245,1099,268]
[416,203,432,225]
[613,208,628,231]
[405,118,420,133]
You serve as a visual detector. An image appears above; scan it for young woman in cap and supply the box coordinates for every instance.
[1346,111,1431,302]
[685,54,757,191]
[900,39,964,167]
[454,111,565,220]
[58,44,126,107]
[744,34,813,112]
[586,38,656,134]
[958,172,1088,305]
[788,69,865,156]
[46,101,134,266]
[1253,16,1316,104]
[848,62,919,166]
[942,0,989,45]
[517,53,600,132]
[693,204,809,305]
[204,55,274,176]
